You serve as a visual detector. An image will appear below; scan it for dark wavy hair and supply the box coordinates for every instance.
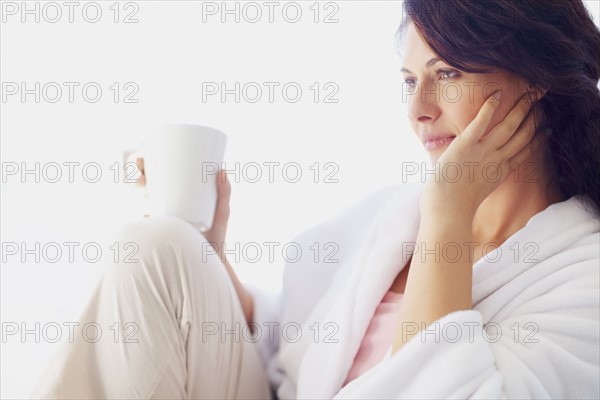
[396,0,600,216]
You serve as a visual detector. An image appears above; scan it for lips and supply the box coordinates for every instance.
[421,133,456,151]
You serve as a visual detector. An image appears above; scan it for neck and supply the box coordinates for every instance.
[472,155,565,252]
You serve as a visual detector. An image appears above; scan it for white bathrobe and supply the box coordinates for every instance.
[247,182,600,399]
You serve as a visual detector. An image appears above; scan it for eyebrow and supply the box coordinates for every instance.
[401,57,441,74]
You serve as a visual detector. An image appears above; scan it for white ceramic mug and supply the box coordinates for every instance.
[136,123,227,232]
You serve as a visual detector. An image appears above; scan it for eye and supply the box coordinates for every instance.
[403,78,417,91]
[402,69,460,92]
[435,69,460,80]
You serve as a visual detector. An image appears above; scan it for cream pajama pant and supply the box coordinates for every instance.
[33,216,272,399]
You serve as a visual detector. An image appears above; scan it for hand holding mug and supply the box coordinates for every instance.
[131,155,232,251]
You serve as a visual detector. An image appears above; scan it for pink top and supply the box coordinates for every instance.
[342,290,404,387]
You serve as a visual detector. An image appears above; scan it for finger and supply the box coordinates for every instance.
[484,91,537,150]
[494,137,536,187]
[497,104,539,160]
[506,133,542,173]
[462,90,503,143]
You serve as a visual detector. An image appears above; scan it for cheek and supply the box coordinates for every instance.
[410,120,418,136]
[446,98,481,135]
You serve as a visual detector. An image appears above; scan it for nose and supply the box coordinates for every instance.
[406,82,442,124]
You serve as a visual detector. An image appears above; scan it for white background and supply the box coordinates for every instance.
[1,1,598,398]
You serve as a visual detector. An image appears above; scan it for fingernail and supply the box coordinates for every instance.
[493,90,502,100]
[529,90,541,101]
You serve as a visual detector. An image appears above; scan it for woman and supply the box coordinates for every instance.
[35,0,600,398]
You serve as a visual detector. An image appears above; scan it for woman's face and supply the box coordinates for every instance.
[400,22,534,163]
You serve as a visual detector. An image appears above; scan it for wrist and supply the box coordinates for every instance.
[419,204,476,227]
[420,186,479,222]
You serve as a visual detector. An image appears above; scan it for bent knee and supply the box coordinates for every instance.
[106,216,226,294]
[107,216,218,276]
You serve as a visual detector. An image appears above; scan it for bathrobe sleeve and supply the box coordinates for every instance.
[245,283,284,378]
[333,248,600,399]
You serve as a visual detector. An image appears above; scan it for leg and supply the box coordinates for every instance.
[33,216,271,399]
